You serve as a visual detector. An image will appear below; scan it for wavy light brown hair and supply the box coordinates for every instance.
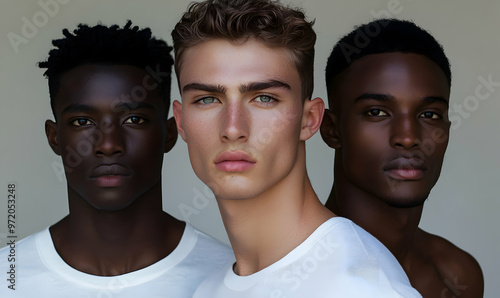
[172,0,316,100]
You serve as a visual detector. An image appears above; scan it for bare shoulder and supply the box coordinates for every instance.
[415,228,484,297]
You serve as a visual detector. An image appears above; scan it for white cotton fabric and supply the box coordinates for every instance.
[0,224,234,298]
[194,217,422,298]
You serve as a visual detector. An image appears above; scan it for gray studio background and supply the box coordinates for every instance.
[1,0,498,296]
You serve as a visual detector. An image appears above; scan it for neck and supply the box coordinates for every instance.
[217,152,334,276]
[326,165,422,264]
[50,180,185,276]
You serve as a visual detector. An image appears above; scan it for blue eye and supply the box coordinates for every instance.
[124,116,145,124]
[367,109,388,116]
[255,95,275,103]
[198,97,219,104]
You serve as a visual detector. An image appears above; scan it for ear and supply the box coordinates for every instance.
[164,117,178,153]
[172,100,187,142]
[45,120,61,155]
[320,108,341,149]
[300,97,325,141]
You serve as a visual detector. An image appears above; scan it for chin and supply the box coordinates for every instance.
[383,195,428,208]
[87,198,136,212]
[214,192,252,201]
[208,179,263,201]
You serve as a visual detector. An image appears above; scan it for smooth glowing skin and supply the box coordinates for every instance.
[174,38,332,275]
[328,53,450,208]
[322,53,484,297]
[45,64,184,276]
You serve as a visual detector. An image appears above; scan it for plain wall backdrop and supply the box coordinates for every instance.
[0,0,498,296]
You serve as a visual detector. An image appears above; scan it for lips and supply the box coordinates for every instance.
[89,164,131,187]
[383,157,427,181]
[214,151,256,172]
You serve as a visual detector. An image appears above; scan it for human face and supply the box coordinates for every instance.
[329,53,450,207]
[174,39,321,201]
[46,64,175,211]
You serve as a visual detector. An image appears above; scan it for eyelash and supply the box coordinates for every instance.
[195,97,220,105]
[253,94,278,106]
[69,116,147,127]
[365,109,443,120]
[419,111,442,119]
[366,109,389,117]
[123,116,146,124]
[70,118,94,127]
[194,94,278,106]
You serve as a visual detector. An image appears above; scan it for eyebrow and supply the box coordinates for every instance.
[355,93,449,107]
[113,102,156,111]
[61,102,156,115]
[182,79,291,95]
[239,80,291,93]
[61,104,98,115]
[354,93,394,103]
[421,96,449,107]
[182,83,226,94]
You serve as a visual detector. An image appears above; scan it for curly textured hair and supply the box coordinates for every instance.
[325,18,451,107]
[39,20,174,114]
[172,0,316,100]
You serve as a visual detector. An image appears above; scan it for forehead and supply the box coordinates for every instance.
[57,64,147,97]
[178,38,300,91]
[332,53,450,106]
[338,52,450,95]
[54,64,164,113]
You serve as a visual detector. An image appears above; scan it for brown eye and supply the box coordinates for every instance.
[71,119,92,126]
[124,116,145,124]
[420,112,441,119]
[367,109,388,116]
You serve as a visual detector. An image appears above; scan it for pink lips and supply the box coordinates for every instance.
[385,169,424,180]
[383,157,426,181]
[214,151,256,172]
[93,175,128,187]
[89,164,130,187]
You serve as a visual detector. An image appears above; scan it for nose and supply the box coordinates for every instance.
[94,120,125,157]
[220,100,249,142]
[390,115,421,150]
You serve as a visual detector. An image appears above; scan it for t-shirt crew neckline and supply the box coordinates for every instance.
[37,224,196,289]
[223,216,344,291]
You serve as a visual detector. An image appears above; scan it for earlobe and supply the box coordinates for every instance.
[320,109,341,149]
[172,100,187,142]
[300,97,325,141]
[164,117,178,153]
[45,120,61,155]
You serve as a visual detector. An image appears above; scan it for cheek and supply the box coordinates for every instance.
[343,124,383,160]
[425,141,448,180]
[268,107,302,139]
[183,110,214,142]
[126,130,165,165]
[429,129,449,158]
[341,124,388,184]
[419,127,449,167]
[133,127,163,147]
[253,108,301,153]
[59,135,93,173]
[181,115,215,178]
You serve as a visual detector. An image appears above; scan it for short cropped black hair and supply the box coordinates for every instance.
[325,18,451,101]
[39,20,174,115]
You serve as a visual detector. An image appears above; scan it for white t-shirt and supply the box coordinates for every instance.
[194,217,422,298]
[0,224,234,298]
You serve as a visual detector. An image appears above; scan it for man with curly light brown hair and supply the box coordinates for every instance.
[171,1,421,296]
